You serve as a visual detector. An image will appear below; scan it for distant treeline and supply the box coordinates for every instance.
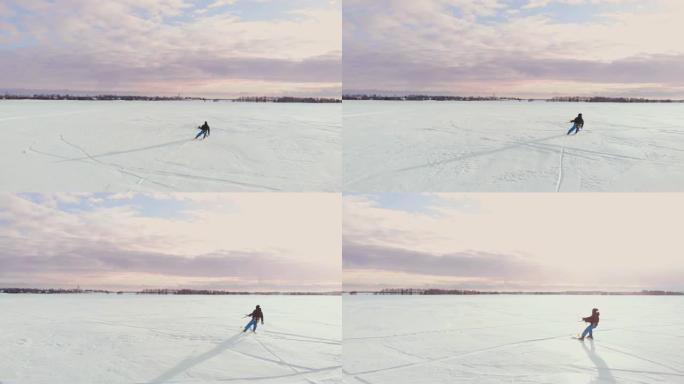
[234,96,341,103]
[353,288,684,296]
[1,94,341,103]
[549,96,681,103]
[0,288,116,294]
[343,94,683,103]
[1,94,193,101]
[138,289,340,295]
[0,287,340,295]
[343,94,518,101]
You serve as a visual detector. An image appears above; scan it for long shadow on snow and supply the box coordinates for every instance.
[348,133,567,186]
[57,138,190,162]
[395,133,567,173]
[582,339,616,384]
[146,333,243,384]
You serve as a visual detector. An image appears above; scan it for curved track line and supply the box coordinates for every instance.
[57,139,190,162]
[599,342,683,374]
[255,336,300,375]
[263,330,340,344]
[58,135,174,190]
[348,333,569,377]
[347,133,566,187]
[555,146,565,192]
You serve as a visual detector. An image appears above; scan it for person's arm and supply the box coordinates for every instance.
[261,313,264,324]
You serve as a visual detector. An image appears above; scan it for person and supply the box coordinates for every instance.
[195,121,210,140]
[243,305,264,333]
[579,307,600,340]
[567,113,584,135]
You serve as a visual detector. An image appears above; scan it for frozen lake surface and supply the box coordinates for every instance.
[0,294,341,384]
[344,101,684,192]
[0,100,340,192]
[343,295,684,383]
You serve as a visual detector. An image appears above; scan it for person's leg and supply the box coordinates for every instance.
[581,324,592,338]
[587,325,594,338]
[252,321,258,332]
[567,124,577,135]
[244,319,255,332]
[195,130,204,139]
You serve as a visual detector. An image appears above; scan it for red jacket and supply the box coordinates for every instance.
[583,311,599,327]
[248,308,264,323]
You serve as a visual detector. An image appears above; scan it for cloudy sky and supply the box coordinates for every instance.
[344,193,684,291]
[0,0,340,97]
[0,193,340,291]
[344,0,684,98]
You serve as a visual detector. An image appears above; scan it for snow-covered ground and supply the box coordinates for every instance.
[343,294,684,383]
[344,101,684,192]
[0,294,341,384]
[0,100,340,192]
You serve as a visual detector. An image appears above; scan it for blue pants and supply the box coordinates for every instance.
[567,124,580,135]
[244,319,258,332]
[195,130,208,139]
[581,324,595,338]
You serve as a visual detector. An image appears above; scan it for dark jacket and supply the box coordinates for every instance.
[248,308,264,323]
[583,309,599,327]
[571,114,584,127]
[200,122,210,132]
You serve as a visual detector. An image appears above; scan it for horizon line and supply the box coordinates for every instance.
[0,287,342,295]
[1,93,342,101]
[341,94,684,102]
[344,289,683,295]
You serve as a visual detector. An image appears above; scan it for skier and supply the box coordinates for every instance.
[567,113,584,135]
[243,305,264,333]
[195,121,210,140]
[578,307,600,340]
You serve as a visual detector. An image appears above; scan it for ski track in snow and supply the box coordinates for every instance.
[2,100,339,191]
[346,334,571,377]
[344,101,684,191]
[344,296,684,383]
[58,134,175,190]
[29,134,283,192]
[347,133,568,187]
[1,295,341,384]
[56,138,191,162]
[346,331,684,382]
[555,145,565,192]
[598,342,684,374]
[144,333,339,384]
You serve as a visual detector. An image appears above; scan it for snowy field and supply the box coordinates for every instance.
[0,294,341,384]
[0,100,340,192]
[343,294,684,384]
[344,101,684,192]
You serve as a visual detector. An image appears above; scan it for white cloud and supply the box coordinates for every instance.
[0,193,341,291]
[343,194,684,291]
[0,0,341,96]
[343,0,684,97]
[207,0,236,9]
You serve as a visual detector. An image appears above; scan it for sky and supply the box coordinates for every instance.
[0,193,341,291]
[344,193,684,292]
[344,0,684,99]
[0,0,341,97]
